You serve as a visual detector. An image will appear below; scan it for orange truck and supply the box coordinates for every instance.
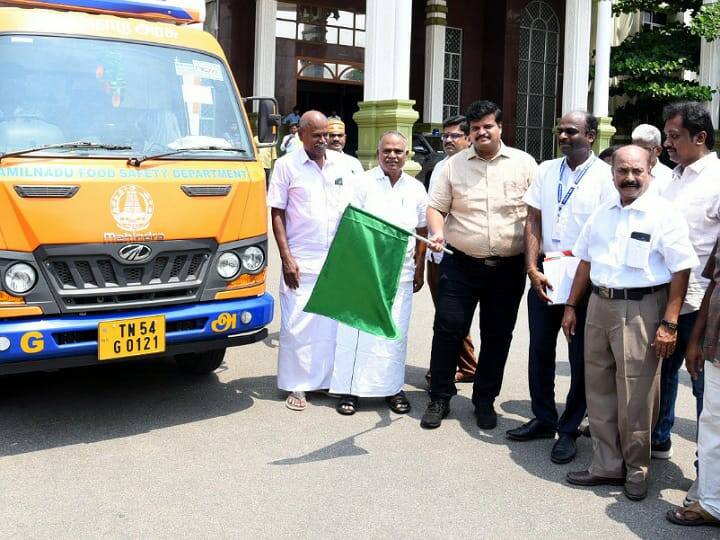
[0,0,277,374]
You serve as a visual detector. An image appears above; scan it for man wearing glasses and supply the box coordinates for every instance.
[425,115,477,384]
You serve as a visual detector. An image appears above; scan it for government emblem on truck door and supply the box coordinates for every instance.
[111,185,155,232]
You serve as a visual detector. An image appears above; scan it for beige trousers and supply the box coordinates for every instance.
[584,289,666,486]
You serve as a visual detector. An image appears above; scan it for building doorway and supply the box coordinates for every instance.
[296,80,363,156]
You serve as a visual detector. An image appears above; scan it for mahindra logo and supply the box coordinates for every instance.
[118,244,152,262]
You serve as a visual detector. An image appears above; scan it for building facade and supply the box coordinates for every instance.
[207,0,719,166]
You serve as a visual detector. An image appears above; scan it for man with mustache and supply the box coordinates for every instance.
[506,111,613,465]
[422,100,537,429]
[326,118,364,175]
[267,110,358,411]
[425,115,476,384]
[650,102,720,462]
[562,145,698,501]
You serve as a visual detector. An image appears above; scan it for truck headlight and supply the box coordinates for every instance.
[217,252,241,279]
[4,263,37,295]
[242,246,264,272]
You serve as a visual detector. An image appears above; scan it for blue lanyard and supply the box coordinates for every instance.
[556,156,595,214]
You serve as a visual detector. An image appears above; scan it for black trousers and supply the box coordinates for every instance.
[429,248,526,406]
[527,285,587,434]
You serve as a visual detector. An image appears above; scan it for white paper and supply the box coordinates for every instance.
[542,253,580,305]
[182,84,213,105]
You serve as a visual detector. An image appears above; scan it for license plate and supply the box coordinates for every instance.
[98,315,166,361]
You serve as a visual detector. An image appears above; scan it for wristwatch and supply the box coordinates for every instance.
[660,319,678,332]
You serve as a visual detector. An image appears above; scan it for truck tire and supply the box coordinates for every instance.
[175,348,226,375]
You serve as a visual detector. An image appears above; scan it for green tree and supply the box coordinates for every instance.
[609,0,720,134]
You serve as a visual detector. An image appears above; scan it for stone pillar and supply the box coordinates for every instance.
[561,0,592,113]
[253,0,276,97]
[354,0,420,174]
[700,0,720,143]
[422,0,447,130]
[592,0,616,153]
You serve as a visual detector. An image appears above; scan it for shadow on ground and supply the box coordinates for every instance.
[0,359,281,457]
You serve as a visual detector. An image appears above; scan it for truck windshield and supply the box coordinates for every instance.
[0,34,252,159]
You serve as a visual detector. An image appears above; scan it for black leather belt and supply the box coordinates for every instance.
[447,246,521,267]
[591,284,667,300]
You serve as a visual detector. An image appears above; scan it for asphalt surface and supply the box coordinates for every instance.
[0,238,717,539]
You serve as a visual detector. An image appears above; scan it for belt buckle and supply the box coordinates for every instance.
[484,258,497,267]
[598,286,611,299]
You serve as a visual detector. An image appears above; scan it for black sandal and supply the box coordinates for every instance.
[386,391,411,414]
[336,395,359,415]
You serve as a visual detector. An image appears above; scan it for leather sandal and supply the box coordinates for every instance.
[336,395,359,415]
[667,502,720,527]
[386,391,411,414]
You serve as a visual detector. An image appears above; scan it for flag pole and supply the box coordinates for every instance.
[408,230,453,255]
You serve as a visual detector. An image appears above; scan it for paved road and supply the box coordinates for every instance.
[0,240,716,539]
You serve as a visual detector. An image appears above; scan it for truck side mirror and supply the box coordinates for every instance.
[244,96,280,146]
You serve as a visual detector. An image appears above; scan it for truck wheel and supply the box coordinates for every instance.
[175,348,226,375]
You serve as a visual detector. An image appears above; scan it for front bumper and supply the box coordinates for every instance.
[0,294,274,373]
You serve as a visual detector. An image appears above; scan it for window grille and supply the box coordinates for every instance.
[443,27,462,120]
[515,1,560,161]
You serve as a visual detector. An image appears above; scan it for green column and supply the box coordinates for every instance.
[353,99,421,176]
[592,116,616,155]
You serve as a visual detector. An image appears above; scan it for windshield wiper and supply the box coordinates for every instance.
[127,146,249,167]
[0,141,132,163]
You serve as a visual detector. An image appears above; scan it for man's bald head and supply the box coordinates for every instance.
[298,110,329,158]
[612,144,653,206]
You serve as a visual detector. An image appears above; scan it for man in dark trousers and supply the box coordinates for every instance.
[505,111,613,464]
[422,100,537,429]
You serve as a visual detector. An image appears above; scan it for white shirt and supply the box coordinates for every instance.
[339,151,364,176]
[267,147,358,274]
[573,190,699,289]
[280,133,301,154]
[523,153,614,253]
[428,155,449,196]
[663,152,720,313]
[356,166,428,282]
[426,155,449,263]
[650,161,673,195]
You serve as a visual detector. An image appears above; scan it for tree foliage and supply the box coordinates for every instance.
[609,0,719,134]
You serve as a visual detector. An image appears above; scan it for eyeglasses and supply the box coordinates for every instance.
[441,133,466,141]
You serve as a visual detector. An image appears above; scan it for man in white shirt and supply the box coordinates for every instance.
[280,123,302,154]
[267,110,357,411]
[326,118,364,175]
[650,102,720,459]
[331,132,427,415]
[631,123,673,194]
[506,111,614,465]
[562,145,698,501]
[425,115,476,383]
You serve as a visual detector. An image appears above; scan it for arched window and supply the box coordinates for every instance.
[515,1,560,162]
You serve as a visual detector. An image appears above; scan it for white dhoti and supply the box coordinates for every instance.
[330,281,413,397]
[697,363,720,519]
[277,273,338,392]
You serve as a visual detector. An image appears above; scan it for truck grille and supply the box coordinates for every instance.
[41,245,213,313]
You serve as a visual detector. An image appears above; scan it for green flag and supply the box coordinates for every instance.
[304,204,410,339]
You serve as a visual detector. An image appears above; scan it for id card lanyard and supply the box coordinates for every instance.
[552,156,595,241]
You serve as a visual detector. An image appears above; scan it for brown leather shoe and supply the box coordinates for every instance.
[624,481,648,501]
[566,470,625,487]
[454,371,474,383]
